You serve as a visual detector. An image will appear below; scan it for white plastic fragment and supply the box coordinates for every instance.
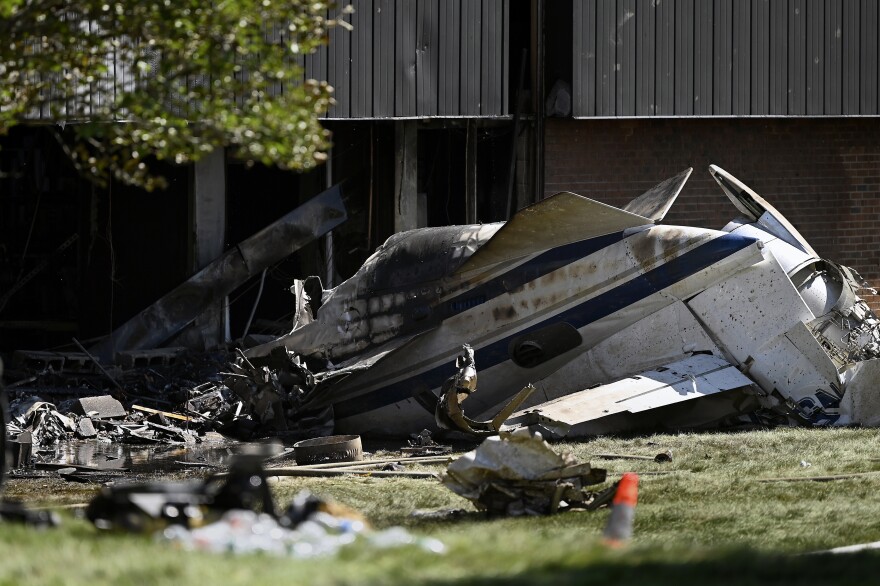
[159,509,445,558]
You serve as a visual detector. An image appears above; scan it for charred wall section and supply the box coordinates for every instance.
[0,127,189,352]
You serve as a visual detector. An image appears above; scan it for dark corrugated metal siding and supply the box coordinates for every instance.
[751,0,770,114]
[573,0,880,116]
[596,0,616,116]
[317,0,508,119]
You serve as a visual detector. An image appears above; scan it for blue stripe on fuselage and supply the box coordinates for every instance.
[333,232,758,418]
[440,231,627,320]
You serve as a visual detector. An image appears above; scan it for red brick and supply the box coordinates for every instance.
[544,117,880,312]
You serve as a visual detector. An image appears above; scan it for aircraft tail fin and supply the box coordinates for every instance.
[709,164,817,256]
[623,167,692,222]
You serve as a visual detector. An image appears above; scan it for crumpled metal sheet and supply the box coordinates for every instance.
[20,401,76,447]
[226,347,333,437]
[435,344,536,436]
[441,428,606,516]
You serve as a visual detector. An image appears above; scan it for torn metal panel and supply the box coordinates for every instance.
[841,359,880,426]
[504,354,757,438]
[434,344,536,435]
[90,186,347,363]
[248,223,501,364]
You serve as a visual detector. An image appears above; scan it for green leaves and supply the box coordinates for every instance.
[0,0,339,189]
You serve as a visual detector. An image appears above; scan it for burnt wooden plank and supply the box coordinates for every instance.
[351,0,374,117]
[574,0,598,116]
[732,0,750,114]
[824,0,842,114]
[636,0,656,115]
[460,0,481,115]
[655,0,674,116]
[788,0,806,115]
[842,0,859,114]
[417,0,439,116]
[693,0,712,114]
[806,0,824,114]
[713,0,732,114]
[674,0,694,115]
[395,0,417,116]
[438,0,461,115]
[860,0,878,114]
[617,0,636,116]
[769,0,788,114]
[751,0,770,114]
[596,0,617,116]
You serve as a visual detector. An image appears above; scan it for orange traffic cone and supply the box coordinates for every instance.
[602,472,639,547]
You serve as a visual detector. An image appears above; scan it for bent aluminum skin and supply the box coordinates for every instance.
[250,167,880,437]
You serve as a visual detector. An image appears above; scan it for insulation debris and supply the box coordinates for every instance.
[85,453,443,558]
[441,428,607,516]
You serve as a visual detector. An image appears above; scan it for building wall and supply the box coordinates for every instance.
[544,117,880,309]
[572,0,880,118]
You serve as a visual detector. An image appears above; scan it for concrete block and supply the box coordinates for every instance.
[76,418,97,438]
[72,396,127,419]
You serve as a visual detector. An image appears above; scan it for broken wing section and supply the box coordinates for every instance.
[454,191,652,278]
[504,354,758,438]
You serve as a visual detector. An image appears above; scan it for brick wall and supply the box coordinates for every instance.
[544,117,880,310]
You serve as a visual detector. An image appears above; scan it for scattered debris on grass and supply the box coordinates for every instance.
[84,451,444,558]
[292,434,363,465]
[441,428,607,516]
[595,451,673,463]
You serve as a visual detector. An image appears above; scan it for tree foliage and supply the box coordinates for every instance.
[0,0,343,189]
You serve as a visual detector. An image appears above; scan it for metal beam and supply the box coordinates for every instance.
[90,186,347,363]
[393,120,419,232]
[191,149,227,348]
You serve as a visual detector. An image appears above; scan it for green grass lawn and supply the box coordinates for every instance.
[5,427,880,585]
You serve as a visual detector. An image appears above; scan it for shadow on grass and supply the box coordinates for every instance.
[419,548,880,586]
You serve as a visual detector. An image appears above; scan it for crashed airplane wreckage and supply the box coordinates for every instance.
[242,165,880,439]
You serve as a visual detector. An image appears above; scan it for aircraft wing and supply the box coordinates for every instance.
[455,168,694,277]
[454,191,652,277]
[503,353,760,438]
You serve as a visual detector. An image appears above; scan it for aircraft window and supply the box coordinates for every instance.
[509,322,583,368]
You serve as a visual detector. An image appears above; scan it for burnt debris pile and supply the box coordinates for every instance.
[2,345,337,472]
